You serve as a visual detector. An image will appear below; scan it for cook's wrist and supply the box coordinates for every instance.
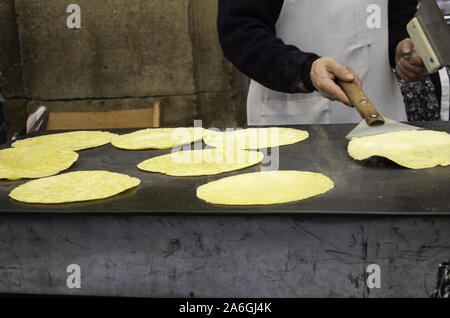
[304,55,321,92]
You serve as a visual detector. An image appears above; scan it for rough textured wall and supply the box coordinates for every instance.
[191,0,246,128]
[0,0,27,140]
[0,0,246,139]
[0,0,23,98]
[16,0,196,99]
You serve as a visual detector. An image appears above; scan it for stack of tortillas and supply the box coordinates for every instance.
[348,130,450,169]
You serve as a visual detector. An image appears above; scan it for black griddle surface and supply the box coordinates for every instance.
[0,122,449,215]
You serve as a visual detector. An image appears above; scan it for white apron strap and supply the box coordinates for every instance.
[439,67,450,121]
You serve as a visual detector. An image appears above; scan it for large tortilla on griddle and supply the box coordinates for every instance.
[196,170,334,206]
[9,171,141,204]
[0,146,78,180]
[348,130,450,169]
[138,148,263,176]
[111,127,204,150]
[203,127,309,150]
[12,131,117,151]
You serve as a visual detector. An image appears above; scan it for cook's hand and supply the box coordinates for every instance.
[310,57,362,107]
[395,38,428,82]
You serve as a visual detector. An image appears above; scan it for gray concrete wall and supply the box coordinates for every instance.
[0,0,246,139]
[0,0,23,98]
[0,0,27,141]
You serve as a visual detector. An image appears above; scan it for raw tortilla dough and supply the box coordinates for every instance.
[9,171,141,204]
[196,170,334,206]
[12,131,117,151]
[203,127,308,150]
[138,149,264,176]
[0,146,78,180]
[112,127,204,150]
[348,130,450,169]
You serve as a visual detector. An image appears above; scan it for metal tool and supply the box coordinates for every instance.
[431,261,450,298]
[407,0,450,73]
[337,80,422,140]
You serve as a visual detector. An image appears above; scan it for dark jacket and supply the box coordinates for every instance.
[218,0,418,94]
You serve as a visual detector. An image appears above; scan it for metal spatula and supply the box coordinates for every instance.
[407,0,450,74]
[337,80,422,140]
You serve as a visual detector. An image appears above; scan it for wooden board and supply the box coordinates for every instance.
[45,103,161,130]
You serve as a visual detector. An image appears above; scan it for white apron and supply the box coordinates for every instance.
[247,0,407,125]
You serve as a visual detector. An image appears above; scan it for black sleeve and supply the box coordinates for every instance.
[217,0,320,94]
[388,0,418,68]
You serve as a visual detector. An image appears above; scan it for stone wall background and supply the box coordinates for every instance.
[0,0,246,140]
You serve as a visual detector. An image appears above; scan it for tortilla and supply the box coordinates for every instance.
[0,146,78,180]
[196,170,334,205]
[111,127,204,150]
[203,127,309,150]
[348,130,450,169]
[138,148,264,176]
[12,131,117,151]
[9,171,141,204]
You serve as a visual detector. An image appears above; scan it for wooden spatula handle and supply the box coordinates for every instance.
[337,80,385,126]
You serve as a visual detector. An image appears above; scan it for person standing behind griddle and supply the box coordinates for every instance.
[217,0,427,125]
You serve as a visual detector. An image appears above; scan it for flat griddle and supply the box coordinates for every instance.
[0,122,448,215]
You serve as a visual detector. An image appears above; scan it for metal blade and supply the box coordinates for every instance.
[345,118,422,140]
[416,0,450,65]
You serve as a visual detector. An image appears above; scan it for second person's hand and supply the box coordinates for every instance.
[395,38,428,82]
